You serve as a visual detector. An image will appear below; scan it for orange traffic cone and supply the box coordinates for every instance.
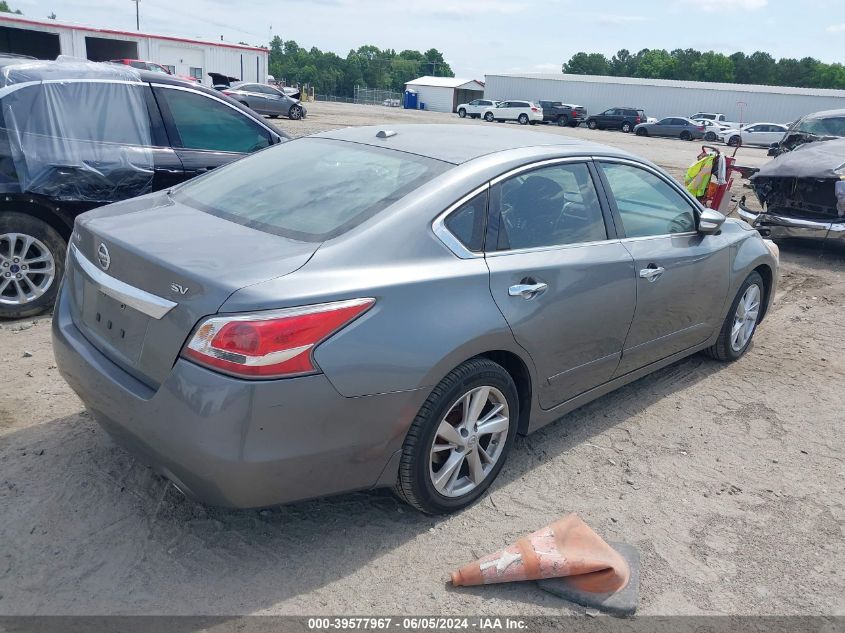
[450,514,639,615]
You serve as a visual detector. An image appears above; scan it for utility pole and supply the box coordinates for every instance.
[130,0,139,30]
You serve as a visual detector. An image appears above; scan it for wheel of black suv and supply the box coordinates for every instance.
[288,105,303,120]
[705,271,764,362]
[0,212,66,320]
[518,113,529,125]
[587,119,597,130]
[680,130,692,141]
[557,116,569,127]
[395,358,519,514]
[621,121,633,133]
[484,112,495,122]
[458,108,466,118]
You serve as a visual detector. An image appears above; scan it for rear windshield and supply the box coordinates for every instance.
[174,138,450,241]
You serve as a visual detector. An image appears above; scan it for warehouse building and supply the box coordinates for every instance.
[404,76,485,113]
[0,14,268,86]
[485,73,845,124]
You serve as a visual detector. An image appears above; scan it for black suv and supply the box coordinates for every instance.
[0,59,286,319]
[538,100,587,127]
[585,107,646,133]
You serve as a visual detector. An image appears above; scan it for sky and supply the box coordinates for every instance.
[12,0,845,79]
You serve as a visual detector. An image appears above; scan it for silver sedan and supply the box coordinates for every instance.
[222,81,306,120]
[53,125,779,514]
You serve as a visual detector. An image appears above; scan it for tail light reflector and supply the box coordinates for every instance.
[635,116,641,124]
[531,107,539,112]
[181,298,375,378]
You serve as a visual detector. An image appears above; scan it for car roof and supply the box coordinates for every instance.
[0,58,199,87]
[313,124,634,165]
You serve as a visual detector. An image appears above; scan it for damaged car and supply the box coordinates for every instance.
[0,58,286,319]
[739,138,845,244]
[767,108,845,156]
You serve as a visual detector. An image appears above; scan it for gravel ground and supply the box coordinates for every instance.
[0,102,843,617]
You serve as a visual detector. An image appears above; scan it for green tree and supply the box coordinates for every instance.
[635,49,678,79]
[0,1,22,13]
[563,52,611,75]
[691,52,735,82]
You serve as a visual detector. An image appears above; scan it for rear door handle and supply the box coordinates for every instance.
[509,282,548,298]
[639,266,665,282]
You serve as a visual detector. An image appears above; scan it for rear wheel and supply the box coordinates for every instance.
[484,112,495,122]
[458,108,466,118]
[0,212,65,320]
[288,105,303,120]
[518,113,529,125]
[557,116,569,127]
[705,272,764,362]
[680,130,692,141]
[621,121,633,133]
[587,119,597,130]
[394,358,519,514]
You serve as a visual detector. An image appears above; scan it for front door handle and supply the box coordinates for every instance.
[509,282,548,298]
[639,266,665,282]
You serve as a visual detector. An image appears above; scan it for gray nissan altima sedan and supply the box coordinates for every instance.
[53,124,779,514]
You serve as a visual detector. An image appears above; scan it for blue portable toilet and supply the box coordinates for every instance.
[403,90,418,110]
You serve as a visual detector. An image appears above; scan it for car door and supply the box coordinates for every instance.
[496,101,514,120]
[596,160,731,376]
[153,84,276,177]
[260,85,290,116]
[466,99,481,115]
[741,124,763,145]
[141,84,186,190]
[653,118,673,137]
[484,159,637,408]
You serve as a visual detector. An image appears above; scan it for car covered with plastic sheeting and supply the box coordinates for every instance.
[739,138,845,245]
[0,57,286,319]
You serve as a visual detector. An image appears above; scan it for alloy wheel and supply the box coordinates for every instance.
[429,386,510,498]
[0,232,56,306]
[730,284,760,352]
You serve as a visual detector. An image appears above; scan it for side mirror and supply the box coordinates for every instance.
[698,208,726,234]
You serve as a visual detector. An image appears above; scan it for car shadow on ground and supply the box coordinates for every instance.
[0,347,730,617]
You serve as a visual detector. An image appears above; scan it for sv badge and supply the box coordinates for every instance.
[170,283,189,295]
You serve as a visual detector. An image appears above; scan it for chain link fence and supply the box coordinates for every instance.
[313,86,403,106]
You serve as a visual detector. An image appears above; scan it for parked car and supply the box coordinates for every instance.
[767,109,845,156]
[457,99,500,119]
[634,117,706,140]
[690,112,727,123]
[694,119,731,142]
[220,82,306,120]
[537,100,587,127]
[53,124,779,514]
[739,137,845,245]
[0,59,286,319]
[481,100,544,125]
[585,107,646,133]
[720,123,788,147]
[110,58,199,84]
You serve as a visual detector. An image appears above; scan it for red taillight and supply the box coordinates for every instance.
[182,298,375,378]
[222,90,232,96]
[531,107,539,112]
[697,126,705,131]
[571,110,578,117]
[635,116,641,124]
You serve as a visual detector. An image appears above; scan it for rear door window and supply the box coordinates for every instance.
[155,86,272,153]
[174,137,450,241]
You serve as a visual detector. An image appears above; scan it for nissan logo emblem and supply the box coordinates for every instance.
[97,243,111,271]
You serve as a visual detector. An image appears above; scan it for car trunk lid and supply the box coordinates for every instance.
[65,192,319,389]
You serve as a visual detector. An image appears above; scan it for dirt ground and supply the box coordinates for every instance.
[0,102,843,617]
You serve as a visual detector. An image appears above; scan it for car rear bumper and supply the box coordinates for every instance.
[52,283,424,508]
[737,201,845,243]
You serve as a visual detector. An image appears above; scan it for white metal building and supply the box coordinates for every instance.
[0,14,268,86]
[404,76,485,113]
[485,73,845,124]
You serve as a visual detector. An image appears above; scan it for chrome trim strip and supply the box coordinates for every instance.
[71,244,177,320]
[431,183,489,259]
[485,238,620,257]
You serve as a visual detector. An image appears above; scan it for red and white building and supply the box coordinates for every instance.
[0,13,268,86]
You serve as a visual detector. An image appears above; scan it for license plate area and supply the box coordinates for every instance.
[80,281,150,363]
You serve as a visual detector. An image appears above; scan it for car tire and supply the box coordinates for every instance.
[704,272,764,362]
[394,357,519,514]
[621,122,632,133]
[484,112,495,122]
[680,131,692,141]
[0,212,66,320]
[518,114,529,125]
[587,119,597,130]
[728,135,741,147]
[704,131,717,142]
[458,108,466,118]
[288,105,303,120]
[569,120,579,128]
[636,127,648,136]
[557,116,569,127]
